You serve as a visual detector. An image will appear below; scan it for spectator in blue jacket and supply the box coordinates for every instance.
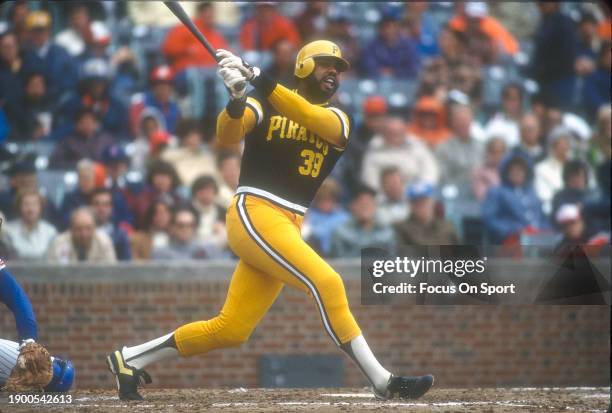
[482,153,548,244]
[90,188,132,261]
[528,3,578,108]
[8,72,54,141]
[129,66,181,137]
[303,178,350,257]
[0,31,35,127]
[22,11,77,102]
[0,108,8,144]
[403,2,440,58]
[582,43,611,121]
[583,159,611,238]
[359,14,420,79]
[101,144,136,228]
[54,58,129,140]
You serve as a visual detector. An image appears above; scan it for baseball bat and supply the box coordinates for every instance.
[163,1,247,91]
[164,1,218,61]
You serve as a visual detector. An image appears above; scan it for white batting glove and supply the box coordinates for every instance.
[216,49,260,81]
[217,67,247,100]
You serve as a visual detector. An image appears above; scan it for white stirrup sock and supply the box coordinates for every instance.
[121,332,179,370]
[341,335,392,393]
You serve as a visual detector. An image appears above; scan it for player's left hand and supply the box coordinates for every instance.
[2,341,53,392]
[216,49,260,82]
[218,67,247,100]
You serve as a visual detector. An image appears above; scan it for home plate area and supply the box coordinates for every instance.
[2,387,610,412]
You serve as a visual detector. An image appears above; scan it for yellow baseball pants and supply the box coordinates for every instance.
[174,194,362,356]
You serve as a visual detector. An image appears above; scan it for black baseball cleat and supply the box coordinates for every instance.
[375,374,435,400]
[106,350,152,401]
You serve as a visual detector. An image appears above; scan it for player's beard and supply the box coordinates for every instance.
[302,72,339,104]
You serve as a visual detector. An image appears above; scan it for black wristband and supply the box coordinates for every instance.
[250,71,277,98]
[226,96,247,118]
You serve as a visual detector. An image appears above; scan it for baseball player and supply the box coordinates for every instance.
[0,255,74,392]
[107,41,434,400]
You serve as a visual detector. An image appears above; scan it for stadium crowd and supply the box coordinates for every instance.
[0,1,609,263]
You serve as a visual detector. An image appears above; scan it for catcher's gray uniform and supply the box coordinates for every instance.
[0,339,19,386]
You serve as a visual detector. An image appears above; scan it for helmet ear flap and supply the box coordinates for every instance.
[45,358,75,392]
[295,56,315,78]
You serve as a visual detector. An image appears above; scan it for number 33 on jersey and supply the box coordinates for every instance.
[231,93,350,211]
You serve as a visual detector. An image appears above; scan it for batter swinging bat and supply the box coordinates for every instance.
[163,1,247,91]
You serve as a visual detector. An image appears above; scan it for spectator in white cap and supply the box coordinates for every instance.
[78,20,139,105]
[553,204,587,255]
[54,57,129,139]
[465,1,488,18]
[78,21,111,62]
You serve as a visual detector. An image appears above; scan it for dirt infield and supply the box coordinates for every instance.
[1,387,609,412]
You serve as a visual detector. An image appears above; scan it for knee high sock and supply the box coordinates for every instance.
[341,335,391,393]
[121,332,179,370]
[119,332,392,393]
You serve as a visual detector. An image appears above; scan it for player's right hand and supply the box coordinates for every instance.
[217,67,247,100]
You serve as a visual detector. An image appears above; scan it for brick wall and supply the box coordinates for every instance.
[0,262,609,389]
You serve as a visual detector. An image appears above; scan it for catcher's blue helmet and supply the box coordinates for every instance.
[45,357,75,392]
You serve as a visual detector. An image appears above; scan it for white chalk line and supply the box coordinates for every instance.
[74,396,120,401]
[505,387,609,391]
[321,393,373,398]
[213,401,540,408]
[65,389,610,410]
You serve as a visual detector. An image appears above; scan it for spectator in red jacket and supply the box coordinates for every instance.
[162,2,228,73]
[239,2,301,51]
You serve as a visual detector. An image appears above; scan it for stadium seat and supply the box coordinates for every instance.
[37,170,73,208]
[182,67,228,119]
[25,141,55,158]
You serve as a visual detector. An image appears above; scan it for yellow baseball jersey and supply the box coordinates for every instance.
[217,84,350,214]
